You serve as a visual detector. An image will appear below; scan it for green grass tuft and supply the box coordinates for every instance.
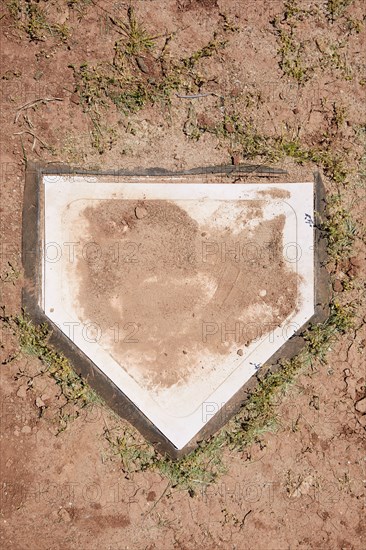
[69,9,234,150]
[325,0,354,22]
[7,0,69,42]
[320,194,357,260]
[0,308,99,407]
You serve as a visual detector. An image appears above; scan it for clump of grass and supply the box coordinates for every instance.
[272,23,312,84]
[272,1,356,84]
[304,301,355,361]
[314,150,348,184]
[330,102,347,130]
[224,358,303,451]
[209,111,349,184]
[70,7,235,150]
[325,0,354,23]
[0,308,98,407]
[66,0,92,9]
[90,117,118,155]
[275,137,348,185]
[154,435,227,493]
[276,139,348,184]
[344,15,364,35]
[182,34,227,69]
[271,5,313,85]
[7,0,69,42]
[104,426,157,474]
[112,6,158,59]
[105,421,227,492]
[319,194,357,260]
[212,115,270,157]
[0,262,20,285]
[282,0,305,21]
[324,40,354,80]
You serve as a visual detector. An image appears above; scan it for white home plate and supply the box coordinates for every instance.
[41,176,314,449]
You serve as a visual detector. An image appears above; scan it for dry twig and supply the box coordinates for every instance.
[14,97,63,123]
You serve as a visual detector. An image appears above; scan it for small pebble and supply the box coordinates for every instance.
[237,349,243,356]
[21,425,32,434]
[121,219,129,233]
[70,92,80,105]
[259,289,267,297]
[333,280,343,293]
[224,122,234,133]
[135,206,148,219]
[16,385,27,399]
[355,397,366,414]
[358,415,366,427]
[232,154,241,166]
[35,397,45,408]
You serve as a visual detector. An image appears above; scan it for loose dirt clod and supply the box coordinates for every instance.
[35,397,45,408]
[355,397,366,414]
[16,385,28,399]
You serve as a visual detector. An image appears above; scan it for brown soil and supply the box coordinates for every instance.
[76,199,297,389]
[1,0,365,548]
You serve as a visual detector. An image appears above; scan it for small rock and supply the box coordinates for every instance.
[135,206,148,219]
[293,107,299,115]
[355,397,366,414]
[333,279,343,293]
[224,122,234,133]
[196,114,215,129]
[259,289,267,297]
[70,92,80,105]
[16,385,28,399]
[136,56,149,74]
[326,261,336,274]
[135,55,160,78]
[237,349,243,356]
[230,85,241,98]
[121,219,129,233]
[358,415,366,428]
[146,491,156,502]
[35,397,45,408]
[232,154,241,166]
[21,425,32,434]
[40,393,52,404]
[33,70,43,81]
